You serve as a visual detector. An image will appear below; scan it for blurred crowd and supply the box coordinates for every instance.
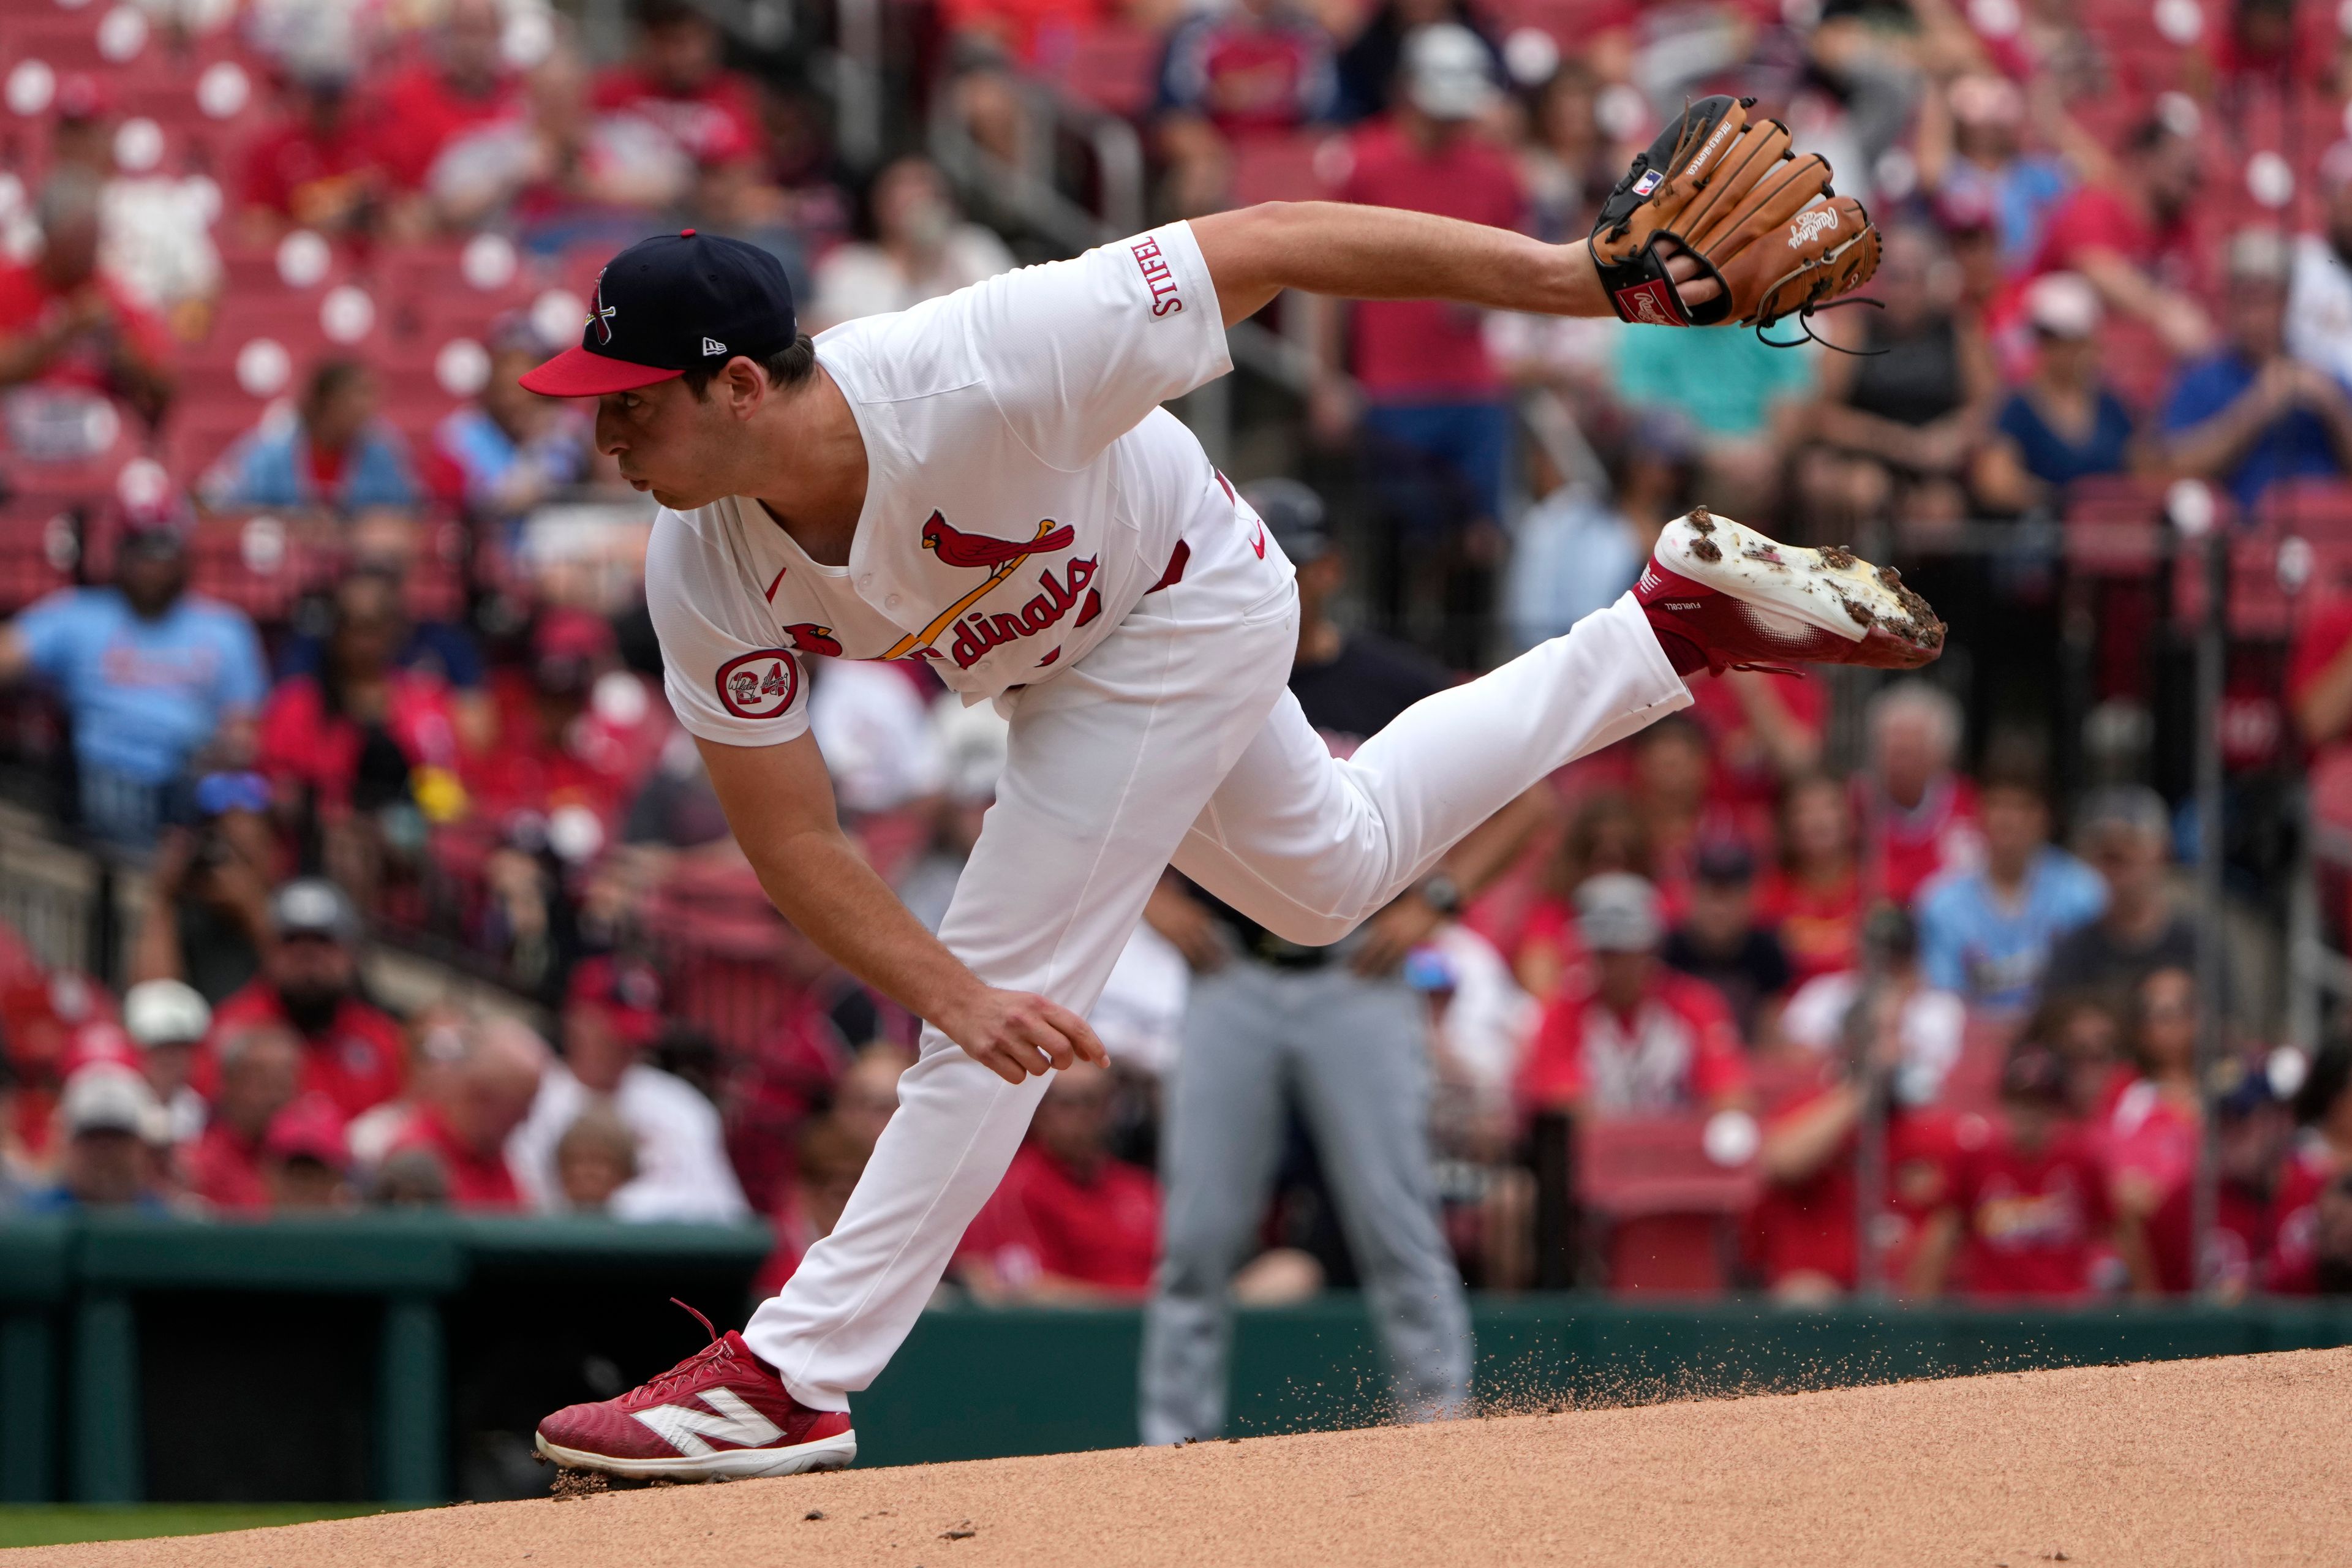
[2,0,2352,1308]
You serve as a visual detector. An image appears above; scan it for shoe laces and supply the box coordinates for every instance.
[638,1298,734,1400]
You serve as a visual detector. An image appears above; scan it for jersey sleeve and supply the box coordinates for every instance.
[644,510,811,746]
[12,590,83,681]
[957,221,1232,470]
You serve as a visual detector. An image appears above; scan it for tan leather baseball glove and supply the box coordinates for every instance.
[1588,94,1881,333]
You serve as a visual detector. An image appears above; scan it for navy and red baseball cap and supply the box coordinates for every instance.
[518,230,797,398]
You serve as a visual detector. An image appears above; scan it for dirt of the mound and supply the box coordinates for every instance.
[17,1348,2350,1568]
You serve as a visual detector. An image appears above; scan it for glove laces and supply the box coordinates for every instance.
[1757,294,1885,353]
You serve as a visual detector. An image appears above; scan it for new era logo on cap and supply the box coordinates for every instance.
[519,230,797,398]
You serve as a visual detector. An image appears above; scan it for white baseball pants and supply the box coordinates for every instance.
[742,503,1691,1411]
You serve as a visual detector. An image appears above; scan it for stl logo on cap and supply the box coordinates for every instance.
[589,268,618,345]
[715,649,799,719]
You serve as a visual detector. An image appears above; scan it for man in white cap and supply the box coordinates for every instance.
[1975,272,2138,511]
[123,978,211,1144]
[23,1063,170,1212]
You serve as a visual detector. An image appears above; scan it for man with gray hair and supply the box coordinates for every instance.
[1862,679,1982,907]
[2163,226,2352,514]
[385,1014,548,1211]
[0,166,175,427]
[2040,784,2223,1011]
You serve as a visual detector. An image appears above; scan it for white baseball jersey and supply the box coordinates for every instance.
[648,221,1240,747]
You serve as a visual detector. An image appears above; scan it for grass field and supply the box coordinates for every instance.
[0,1506,415,1550]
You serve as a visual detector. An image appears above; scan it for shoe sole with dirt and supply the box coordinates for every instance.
[1656,508,1945,668]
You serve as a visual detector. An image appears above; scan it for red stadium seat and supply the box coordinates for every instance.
[1228,132,1342,208]
[1050,24,1163,120]
[2062,475,2172,577]
[1577,1115,1758,1296]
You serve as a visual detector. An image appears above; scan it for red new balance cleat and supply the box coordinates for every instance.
[1636,508,1945,677]
[535,1302,855,1482]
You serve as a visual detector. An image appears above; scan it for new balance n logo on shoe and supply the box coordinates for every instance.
[630,1389,783,1456]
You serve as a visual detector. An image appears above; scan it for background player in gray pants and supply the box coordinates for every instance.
[1137,482,1545,1443]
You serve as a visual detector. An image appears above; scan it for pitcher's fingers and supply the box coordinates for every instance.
[1044,1001,1110,1067]
[1021,1016,1077,1073]
[976,1044,1027,1087]
[1662,247,1724,306]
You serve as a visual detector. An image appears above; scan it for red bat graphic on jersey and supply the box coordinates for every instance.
[921,512,1076,569]
[780,623,843,657]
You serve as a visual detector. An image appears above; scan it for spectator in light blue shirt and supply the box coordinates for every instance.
[201,358,419,514]
[1915,771,2105,1013]
[0,506,268,848]
[431,322,594,535]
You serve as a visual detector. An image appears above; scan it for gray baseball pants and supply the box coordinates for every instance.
[1138,956,1471,1442]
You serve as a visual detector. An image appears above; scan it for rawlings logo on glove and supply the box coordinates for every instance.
[1588,95,1882,335]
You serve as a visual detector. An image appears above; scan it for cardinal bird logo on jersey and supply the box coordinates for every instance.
[780,623,843,657]
[714,649,799,719]
[920,512,1075,570]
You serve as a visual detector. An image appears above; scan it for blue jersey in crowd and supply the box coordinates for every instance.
[1914,845,2107,1010]
[1994,386,2135,490]
[2162,353,2346,512]
[14,587,269,784]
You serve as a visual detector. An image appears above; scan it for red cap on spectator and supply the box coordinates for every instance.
[264,1094,350,1169]
[566,956,663,1046]
[55,74,111,124]
[532,607,616,695]
[60,1021,140,1078]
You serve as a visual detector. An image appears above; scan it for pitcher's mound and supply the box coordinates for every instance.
[20,1347,2352,1567]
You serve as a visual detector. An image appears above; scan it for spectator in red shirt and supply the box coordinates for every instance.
[1152,0,1338,214]
[1684,670,1823,834]
[373,0,520,197]
[755,1114,872,1297]
[1318,24,1523,661]
[1626,714,1731,908]
[2271,1041,2352,1294]
[386,1015,546,1210]
[1518,875,1751,1121]
[257,567,463,835]
[262,1093,354,1212]
[594,0,772,221]
[200,880,407,1121]
[179,1023,300,1213]
[1914,1043,2114,1299]
[1512,790,1649,1003]
[469,607,649,830]
[238,65,385,241]
[1859,680,1982,909]
[2016,116,2213,361]
[2138,1061,2289,1298]
[0,169,175,431]
[2105,967,2204,1281]
[956,1063,1161,1300]
[1758,774,1864,989]
[1751,977,1959,1301]
[2289,588,2352,852]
